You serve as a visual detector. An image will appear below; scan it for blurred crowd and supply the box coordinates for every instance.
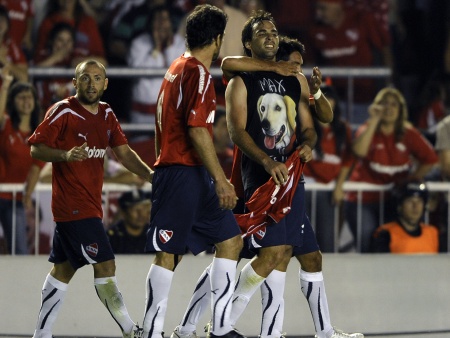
[0,0,450,255]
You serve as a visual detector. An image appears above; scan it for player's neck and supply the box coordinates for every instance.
[76,96,99,115]
[185,49,213,70]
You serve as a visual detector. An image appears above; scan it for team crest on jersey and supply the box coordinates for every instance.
[159,230,173,243]
[254,227,266,240]
[86,243,98,257]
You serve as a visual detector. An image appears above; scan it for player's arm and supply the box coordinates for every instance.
[296,73,317,163]
[22,163,42,210]
[188,126,237,210]
[111,144,153,183]
[30,142,88,162]
[439,149,450,179]
[221,56,300,81]
[226,76,288,185]
[308,66,333,123]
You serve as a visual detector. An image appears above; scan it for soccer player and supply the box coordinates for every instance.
[28,59,153,338]
[141,5,245,338]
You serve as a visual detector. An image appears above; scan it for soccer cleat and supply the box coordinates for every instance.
[170,326,198,338]
[315,327,364,338]
[124,323,144,338]
[209,329,246,338]
[204,321,212,338]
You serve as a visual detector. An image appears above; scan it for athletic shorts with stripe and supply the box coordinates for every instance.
[145,165,242,255]
[49,217,115,270]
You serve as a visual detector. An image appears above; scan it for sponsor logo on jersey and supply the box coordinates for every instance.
[159,230,173,243]
[198,65,205,94]
[86,243,98,257]
[85,146,107,158]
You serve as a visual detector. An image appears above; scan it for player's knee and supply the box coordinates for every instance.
[297,250,322,272]
[93,259,116,277]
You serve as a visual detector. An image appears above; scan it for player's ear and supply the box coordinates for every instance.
[72,78,77,89]
[284,95,296,130]
[104,77,108,90]
[257,95,263,119]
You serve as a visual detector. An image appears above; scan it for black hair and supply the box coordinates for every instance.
[241,10,276,57]
[277,35,306,61]
[46,22,76,50]
[186,4,227,50]
[7,82,41,132]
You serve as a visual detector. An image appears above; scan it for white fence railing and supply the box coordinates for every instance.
[1,181,448,255]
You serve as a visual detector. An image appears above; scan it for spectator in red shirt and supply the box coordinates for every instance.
[34,0,107,67]
[303,84,354,252]
[0,74,44,255]
[33,22,76,110]
[345,87,438,252]
[307,0,392,123]
[0,0,34,59]
[0,5,28,82]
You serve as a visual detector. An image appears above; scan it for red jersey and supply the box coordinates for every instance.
[155,55,217,167]
[35,13,105,60]
[235,152,304,237]
[347,125,438,203]
[0,0,34,46]
[303,124,354,183]
[28,96,128,222]
[308,8,390,102]
[0,116,45,200]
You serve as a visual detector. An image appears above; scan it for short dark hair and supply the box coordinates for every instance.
[186,4,227,50]
[241,10,276,57]
[277,35,306,61]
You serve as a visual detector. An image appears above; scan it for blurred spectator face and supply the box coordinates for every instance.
[399,195,425,225]
[152,9,172,42]
[124,200,151,231]
[14,90,35,116]
[315,0,343,26]
[379,94,401,124]
[53,29,74,54]
[240,0,265,16]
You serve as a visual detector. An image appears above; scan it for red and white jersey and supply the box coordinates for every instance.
[155,55,216,167]
[28,96,128,222]
[347,125,438,203]
[303,124,354,183]
[235,152,305,237]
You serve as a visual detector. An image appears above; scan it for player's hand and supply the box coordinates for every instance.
[275,60,301,77]
[309,67,322,94]
[263,159,289,186]
[65,142,88,162]
[215,178,238,210]
[297,145,313,163]
[367,103,384,120]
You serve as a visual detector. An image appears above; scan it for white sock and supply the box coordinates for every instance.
[260,270,286,338]
[94,276,134,335]
[210,257,237,336]
[33,274,68,338]
[230,261,265,327]
[299,269,333,338]
[178,264,212,334]
[143,264,174,338]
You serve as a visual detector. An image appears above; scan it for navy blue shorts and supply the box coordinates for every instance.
[292,213,320,256]
[146,166,242,255]
[49,217,115,270]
